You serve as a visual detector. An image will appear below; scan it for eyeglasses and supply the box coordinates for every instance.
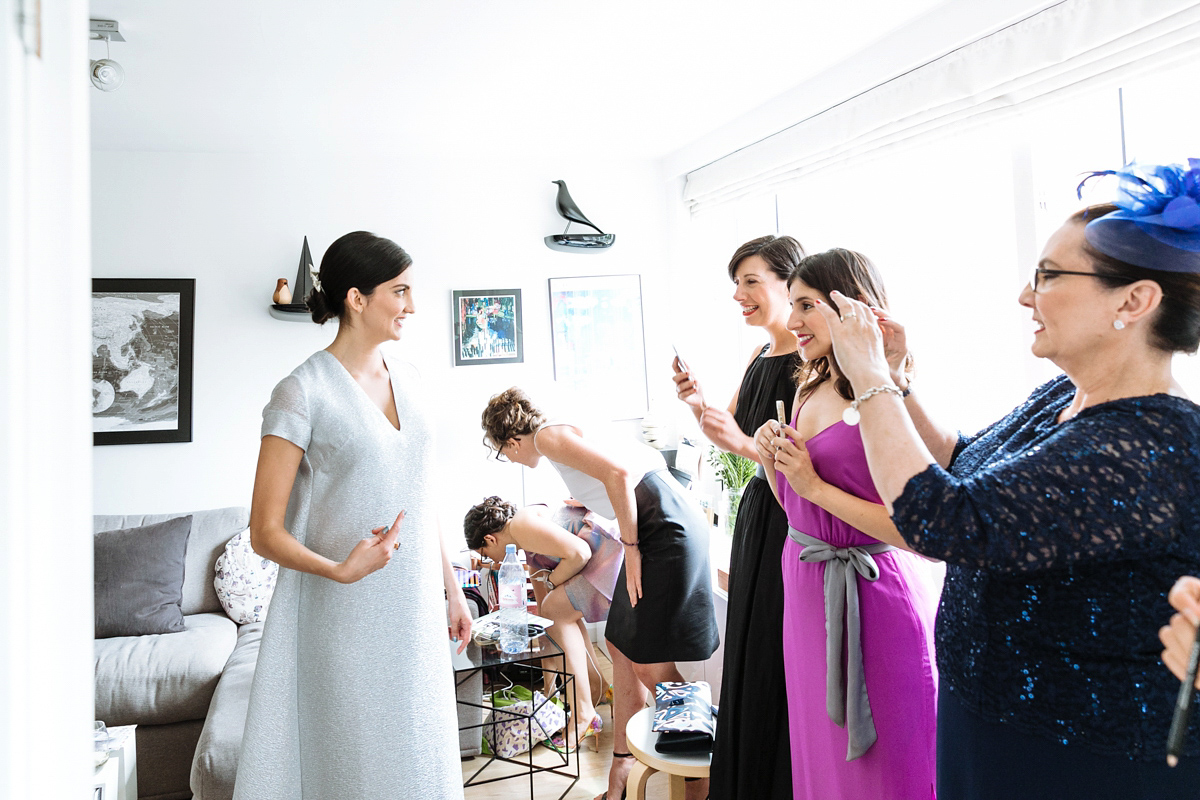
[1028,267,1107,293]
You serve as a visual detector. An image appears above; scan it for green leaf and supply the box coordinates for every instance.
[706,447,756,490]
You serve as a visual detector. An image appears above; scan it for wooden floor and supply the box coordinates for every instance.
[460,651,673,800]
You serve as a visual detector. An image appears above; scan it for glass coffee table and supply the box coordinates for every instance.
[451,634,579,799]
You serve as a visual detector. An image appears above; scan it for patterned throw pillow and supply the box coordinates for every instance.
[213,529,278,624]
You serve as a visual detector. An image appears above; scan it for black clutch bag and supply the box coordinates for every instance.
[652,681,716,754]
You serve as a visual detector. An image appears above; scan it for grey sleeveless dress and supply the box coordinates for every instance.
[233,351,462,800]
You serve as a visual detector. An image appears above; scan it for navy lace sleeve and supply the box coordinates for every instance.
[898,384,1200,571]
[892,375,1200,758]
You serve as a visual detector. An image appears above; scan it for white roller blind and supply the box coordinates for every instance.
[684,0,1200,213]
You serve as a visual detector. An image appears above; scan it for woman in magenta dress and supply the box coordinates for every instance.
[754,248,940,800]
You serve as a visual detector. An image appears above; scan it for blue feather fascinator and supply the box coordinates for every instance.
[1077,160,1200,274]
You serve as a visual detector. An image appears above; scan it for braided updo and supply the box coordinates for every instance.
[463,496,518,550]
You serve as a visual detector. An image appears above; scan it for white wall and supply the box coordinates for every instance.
[91,149,680,537]
[0,1,95,798]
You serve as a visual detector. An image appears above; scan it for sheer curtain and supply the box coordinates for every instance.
[684,0,1200,214]
[672,0,1200,435]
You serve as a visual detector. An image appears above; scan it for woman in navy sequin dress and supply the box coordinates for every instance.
[809,162,1200,799]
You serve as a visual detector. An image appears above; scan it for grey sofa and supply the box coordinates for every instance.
[94,506,257,800]
[95,505,480,800]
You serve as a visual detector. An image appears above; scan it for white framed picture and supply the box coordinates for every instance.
[548,274,647,420]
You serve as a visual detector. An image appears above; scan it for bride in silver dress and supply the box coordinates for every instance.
[234,231,471,800]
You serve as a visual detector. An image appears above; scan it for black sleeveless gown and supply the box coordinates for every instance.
[709,346,799,800]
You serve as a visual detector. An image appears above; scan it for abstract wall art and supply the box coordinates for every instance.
[548,274,647,419]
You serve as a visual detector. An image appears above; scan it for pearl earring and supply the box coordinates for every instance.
[1113,319,1126,330]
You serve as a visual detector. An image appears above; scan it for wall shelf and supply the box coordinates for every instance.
[269,305,311,323]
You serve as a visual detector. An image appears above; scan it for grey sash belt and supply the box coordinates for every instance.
[754,462,767,481]
[788,526,896,761]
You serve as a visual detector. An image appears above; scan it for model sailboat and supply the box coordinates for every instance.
[273,237,315,312]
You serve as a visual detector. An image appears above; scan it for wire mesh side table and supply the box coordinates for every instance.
[451,635,579,800]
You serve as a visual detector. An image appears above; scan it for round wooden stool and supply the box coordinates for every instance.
[624,706,710,800]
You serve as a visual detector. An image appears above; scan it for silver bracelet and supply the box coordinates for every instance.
[842,384,904,426]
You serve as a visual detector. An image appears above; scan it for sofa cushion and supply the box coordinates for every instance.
[95,612,237,726]
[214,530,277,624]
[95,516,192,638]
[190,622,263,800]
[96,507,250,617]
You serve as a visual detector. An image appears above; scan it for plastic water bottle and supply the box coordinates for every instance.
[497,544,529,654]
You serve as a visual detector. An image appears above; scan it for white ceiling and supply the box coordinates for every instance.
[87,0,952,161]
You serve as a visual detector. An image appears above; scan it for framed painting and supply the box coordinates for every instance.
[92,278,195,445]
[548,274,647,419]
[452,289,524,366]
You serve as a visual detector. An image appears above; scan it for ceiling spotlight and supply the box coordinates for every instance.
[89,19,126,92]
[90,58,124,92]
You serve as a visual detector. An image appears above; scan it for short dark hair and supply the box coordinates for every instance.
[788,248,900,401]
[727,235,807,282]
[306,231,413,324]
[463,496,517,550]
[1070,204,1200,354]
[481,387,546,453]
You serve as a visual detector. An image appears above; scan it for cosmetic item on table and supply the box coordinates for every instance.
[453,566,480,588]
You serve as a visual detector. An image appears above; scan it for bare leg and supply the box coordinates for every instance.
[578,620,608,705]
[542,589,597,739]
[600,641,649,800]
[541,654,564,698]
[532,578,560,697]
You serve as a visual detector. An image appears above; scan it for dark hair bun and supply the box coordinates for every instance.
[306,231,412,325]
[306,287,333,324]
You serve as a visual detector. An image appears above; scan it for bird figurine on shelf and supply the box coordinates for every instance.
[272,278,292,305]
[545,180,616,252]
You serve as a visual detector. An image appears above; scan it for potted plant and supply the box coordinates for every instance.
[707,448,757,536]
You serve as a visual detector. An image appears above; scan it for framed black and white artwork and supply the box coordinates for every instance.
[92,278,195,445]
[548,274,647,419]
[451,288,523,366]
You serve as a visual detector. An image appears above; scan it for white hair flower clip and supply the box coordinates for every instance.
[308,260,322,293]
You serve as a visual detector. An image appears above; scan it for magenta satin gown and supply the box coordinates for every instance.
[778,415,940,800]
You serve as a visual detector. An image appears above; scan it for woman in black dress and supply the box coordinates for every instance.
[672,234,805,799]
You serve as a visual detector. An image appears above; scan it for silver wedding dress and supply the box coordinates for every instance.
[233,351,462,800]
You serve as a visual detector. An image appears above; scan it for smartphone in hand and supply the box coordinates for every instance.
[672,344,690,374]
